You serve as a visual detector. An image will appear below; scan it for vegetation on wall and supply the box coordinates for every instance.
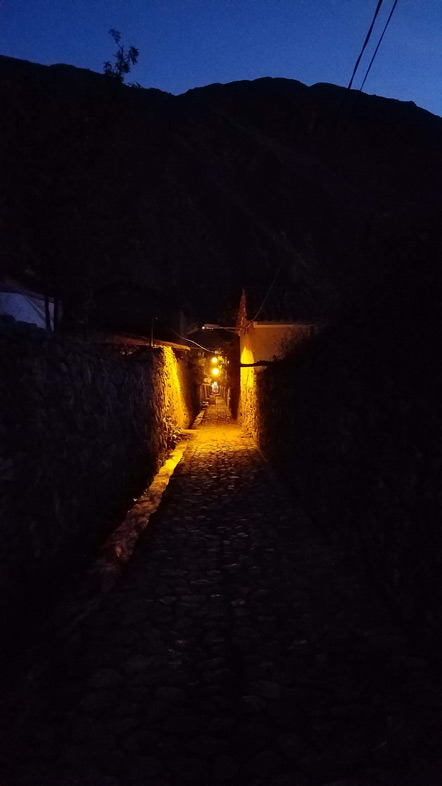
[256,263,442,642]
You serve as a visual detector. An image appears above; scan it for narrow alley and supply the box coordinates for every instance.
[2,403,442,786]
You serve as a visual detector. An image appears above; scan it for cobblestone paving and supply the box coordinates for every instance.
[2,403,442,785]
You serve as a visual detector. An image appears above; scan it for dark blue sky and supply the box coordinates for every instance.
[1,1,441,116]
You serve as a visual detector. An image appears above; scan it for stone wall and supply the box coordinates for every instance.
[239,325,313,437]
[0,322,198,642]
[239,362,259,436]
[255,323,442,644]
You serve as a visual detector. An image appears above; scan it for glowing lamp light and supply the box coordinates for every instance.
[211,357,218,365]
[211,367,220,376]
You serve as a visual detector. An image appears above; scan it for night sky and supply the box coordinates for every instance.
[1,0,441,117]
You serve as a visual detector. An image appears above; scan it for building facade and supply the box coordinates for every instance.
[237,288,318,434]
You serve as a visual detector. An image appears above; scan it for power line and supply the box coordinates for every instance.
[360,0,399,91]
[335,0,398,141]
[247,259,284,327]
[348,0,385,90]
[334,0,384,136]
[171,329,214,353]
[247,234,290,326]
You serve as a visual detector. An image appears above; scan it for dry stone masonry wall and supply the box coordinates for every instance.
[0,322,198,642]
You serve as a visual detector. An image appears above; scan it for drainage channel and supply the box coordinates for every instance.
[39,424,202,642]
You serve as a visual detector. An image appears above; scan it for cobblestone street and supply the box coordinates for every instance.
[2,402,442,786]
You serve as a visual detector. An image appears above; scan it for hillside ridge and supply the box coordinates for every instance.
[1,54,441,329]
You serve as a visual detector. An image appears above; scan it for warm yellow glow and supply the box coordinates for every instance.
[162,346,192,428]
[211,367,220,376]
[211,357,218,364]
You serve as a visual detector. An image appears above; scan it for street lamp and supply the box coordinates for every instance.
[202,324,238,333]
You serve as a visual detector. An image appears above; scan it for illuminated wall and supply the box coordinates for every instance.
[160,345,197,436]
[239,341,258,434]
[239,322,312,435]
[0,324,199,643]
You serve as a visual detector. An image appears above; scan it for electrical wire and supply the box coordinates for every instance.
[360,0,399,91]
[171,329,214,353]
[334,0,398,142]
[247,259,285,327]
[348,0,384,90]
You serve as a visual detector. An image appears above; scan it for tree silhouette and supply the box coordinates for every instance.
[103,29,139,84]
